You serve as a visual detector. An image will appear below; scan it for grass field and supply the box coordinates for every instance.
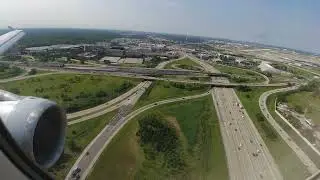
[269,91,320,170]
[0,65,24,79]
[213,64,266,83]
[269,73,295,83]
[285,91,320,125]
[165,58,202,70]
[236,87,310,180]
[0,74,141,113]
[48,111,116,180]
[88,96,228,180]
[134,80,211,109]
[287,65,315,80]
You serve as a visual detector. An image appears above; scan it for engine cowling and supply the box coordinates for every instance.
[0,90,66,168]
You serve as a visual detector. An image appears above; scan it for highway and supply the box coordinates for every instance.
[66,55,176,179]
[66,90,210,180]
[0,71,63,83]
[213,88,282,180]
[67,81,149,120]
[208,62,270,84]
[259,87,319,174]
[190,55,283,180]
[31,67,290,87]
[67,82,152,125]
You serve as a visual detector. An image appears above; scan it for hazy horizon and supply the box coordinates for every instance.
[1,0,319,53]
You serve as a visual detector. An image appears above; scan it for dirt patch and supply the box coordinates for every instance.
[166,116,182,136]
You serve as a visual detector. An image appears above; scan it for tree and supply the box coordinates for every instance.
[28,68,37,75]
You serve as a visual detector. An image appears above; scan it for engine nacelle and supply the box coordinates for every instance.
[0,90,66,168]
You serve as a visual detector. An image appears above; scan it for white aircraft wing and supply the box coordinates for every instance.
[0,30,25,55]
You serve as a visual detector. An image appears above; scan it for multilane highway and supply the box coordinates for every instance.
[65,55,177,179]
[66,90,210,180]
[190,55,283,180]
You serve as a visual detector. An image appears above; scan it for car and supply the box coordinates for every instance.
[235,128,238,132]
[71,167,81,178]
[154,103,158,105]
[252,152,258,157]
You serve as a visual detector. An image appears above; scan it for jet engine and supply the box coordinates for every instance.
[0,90,66,168]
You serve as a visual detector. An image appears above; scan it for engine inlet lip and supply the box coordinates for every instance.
[32,104,66,168]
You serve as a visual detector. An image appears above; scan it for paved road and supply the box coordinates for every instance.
[190,55,283,180]
[209,62,270,84]
[67,81,149,120]
[66,90,209,180]
[67,82,152,126]
[0,71,63,83]
[259,87,319,174]
[66,55,174,179]
[213,88,282,180]
[36,67,289,87]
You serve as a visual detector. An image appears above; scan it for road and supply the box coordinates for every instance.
[67,81,149,120]
[259,87,319,174]
[208,62,270,84]
[33,67,290,87]
[67,82,152,125]
[190,55,283,180]
[0,71,63,83]
[66,90,210,180]
[213,88,282,180]
[66,55,176,179]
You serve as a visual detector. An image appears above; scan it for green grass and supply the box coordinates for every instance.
[213,63,266,83]
[87,96,228,180]
[269,73,295,83]
[0,66,25,79]
[269,92,320,169]
[165,58,202,70]
[285,91,320,124]
[35,69,54,74]
[48,110,117,180]
[134,80,211,109]
[236,87,310,180]
[0,74,141,113]
[287,66,315,80]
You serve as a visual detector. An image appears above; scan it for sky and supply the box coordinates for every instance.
[0,0,319,53]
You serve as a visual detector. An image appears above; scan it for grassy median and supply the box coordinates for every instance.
[0,74,141,113]
[48,110,117,179]
[134,80,210,109]
[236,87,310,180]
[165,57,202,70]
[0,64,24,79]
[213,64,266,83]
[88,96,228,180]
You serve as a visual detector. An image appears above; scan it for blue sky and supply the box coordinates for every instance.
[0,0,319,53]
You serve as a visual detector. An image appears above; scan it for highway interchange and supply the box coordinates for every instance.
[1,55,320,180]
[191,56,283,180]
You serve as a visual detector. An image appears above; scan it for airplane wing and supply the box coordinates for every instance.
[0,30,25,55]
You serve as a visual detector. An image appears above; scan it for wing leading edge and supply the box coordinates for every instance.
[0,30,25,55]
